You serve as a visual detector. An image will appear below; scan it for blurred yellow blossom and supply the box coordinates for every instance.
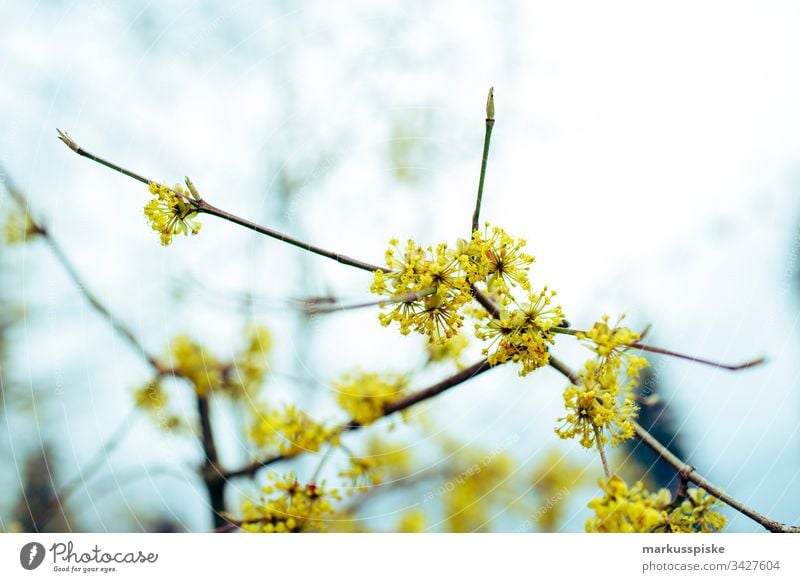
[334,371,409,425]
[249,404,338,457]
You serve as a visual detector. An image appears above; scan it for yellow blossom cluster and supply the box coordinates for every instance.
[133,325,272,432]
[131,380,184,431]
[227,325,272,398]
[144,182,201,246]
[463,224,534,292]
[167,334,221,397]
[249,404,338,457]
[442,450,516,532]
[556,315,648,449]
[578,315,648,380]
[3,209,40,244]
[396,510,427,532]
[164,325,272,398]
[474,287,564,376]
[333,371,409,425]
[555,359,638,448]
[371,224,549,350]
[586,476,725,533]
[530,451,589,531]
[426,333,469,368]
[371,239,471,343]
[240,472,341,533]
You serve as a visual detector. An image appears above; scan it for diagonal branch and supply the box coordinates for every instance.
[56,130,383,273]
[548,355,799,533]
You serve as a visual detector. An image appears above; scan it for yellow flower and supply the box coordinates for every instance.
[475,287,564,376]
[339,437,413,490]
[144,182,201,246]
[372,239,472,344]
[397,510,427,532]
[556,359,638,448]
[249,404,338,457]
[168,334,221,396]
[578,315,648,382]
[333,371,409,426]
[464,223,534,291]
[241,472,341,533]
[426,333,469,368]
[530,450,588,531]
[660,488,727,533]
[132,380,184,432]
[586,476,668,532]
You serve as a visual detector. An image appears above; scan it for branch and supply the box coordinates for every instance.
[552,326,765,372]
[548,355,799,533]
[471,87,495,233]
[56,130,383,273]
[216,359,493,482]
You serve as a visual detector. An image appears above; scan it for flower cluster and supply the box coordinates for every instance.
[132,380,183,432]
[133,325,272,432]
[463,224,534,292]
[474,287,564,376]
[371,239,472,343]
[249,405,338,457]
[339,437,413,490]
[555,359,638,448]
[333,371,409,426]
[371,224,549,349]
[240,472,341,533]
[578,315,648,381]
[144,182,201,246]
[161,325,272,399]
[556,315,648,448]
[585,476,725,533]
[530,450,589,531]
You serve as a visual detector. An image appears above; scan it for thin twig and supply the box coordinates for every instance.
[295,287,437,316]
[471,87,495,233]
[56,130,384,273]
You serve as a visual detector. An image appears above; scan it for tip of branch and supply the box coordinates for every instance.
[729,356,767,371]
[56,129,79,152]
[486,87,495,120]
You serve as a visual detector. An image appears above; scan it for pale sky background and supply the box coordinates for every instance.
[1,0,799,532]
